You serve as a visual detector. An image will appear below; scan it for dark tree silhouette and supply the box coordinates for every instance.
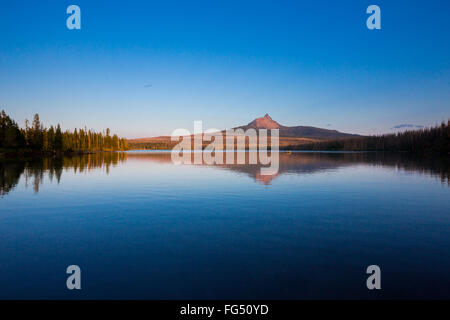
[0,110,26,149]
[285,120,450,154]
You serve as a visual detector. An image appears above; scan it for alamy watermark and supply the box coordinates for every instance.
[366,5,381,30]
[65,5,380,31]
[366,265,381,290]
[170,121,279,176]
[66,265,81,290]
[66,5,81,30]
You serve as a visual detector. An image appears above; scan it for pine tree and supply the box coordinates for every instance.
[47,126,55,151]
[31,113,44,150]
[54,124,63,151]
[0,110,26,149]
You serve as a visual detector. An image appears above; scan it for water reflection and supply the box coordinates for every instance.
[0,151,448,196]
[0,152,127,196]
[126,151,450,185]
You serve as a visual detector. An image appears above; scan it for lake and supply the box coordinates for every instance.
[0,151,449,299]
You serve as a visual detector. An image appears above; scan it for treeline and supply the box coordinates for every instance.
[127,141,177,150]
[286,121,450,154]
[0,110,128,153]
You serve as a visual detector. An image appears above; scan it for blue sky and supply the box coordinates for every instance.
[0,0,449,138]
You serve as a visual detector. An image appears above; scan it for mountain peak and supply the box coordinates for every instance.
[234,114,359,139]
[246,114,280,129]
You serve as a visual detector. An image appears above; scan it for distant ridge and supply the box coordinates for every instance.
[127,114,361,149]
[236,114,360,139]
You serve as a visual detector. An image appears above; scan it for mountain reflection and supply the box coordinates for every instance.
[0,151,448,196]
[126,152,450,186]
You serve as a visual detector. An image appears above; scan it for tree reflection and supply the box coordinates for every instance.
[0,152,127,196]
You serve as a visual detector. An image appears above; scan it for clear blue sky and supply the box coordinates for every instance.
[0,0,449,138]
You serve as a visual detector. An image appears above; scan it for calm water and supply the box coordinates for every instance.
[1,151,449,299]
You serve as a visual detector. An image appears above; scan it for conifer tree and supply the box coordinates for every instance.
[54,124,63,151]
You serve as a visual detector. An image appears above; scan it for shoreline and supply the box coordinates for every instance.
[1,149,448,159]
[0,150,127,159]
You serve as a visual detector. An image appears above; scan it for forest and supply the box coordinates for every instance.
[284,120,450,154]
[0,110,128,153]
